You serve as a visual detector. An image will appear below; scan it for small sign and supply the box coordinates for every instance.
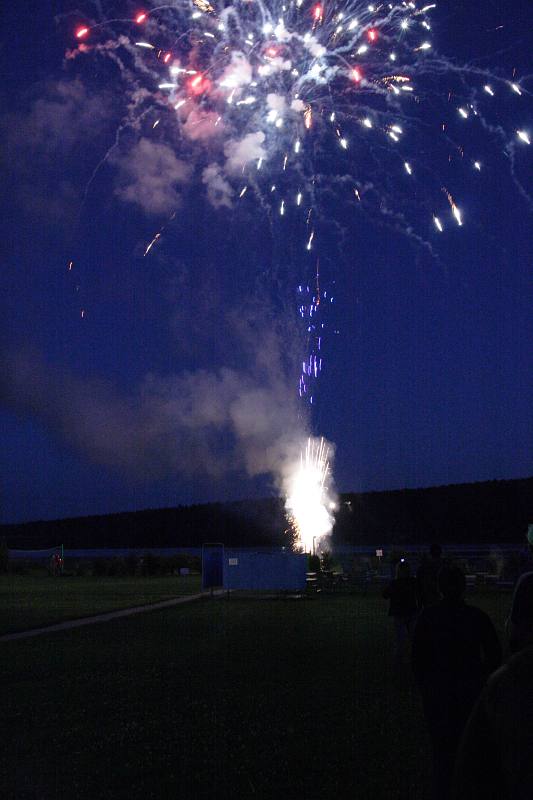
[375,549,383,558]
[228,558,239,566]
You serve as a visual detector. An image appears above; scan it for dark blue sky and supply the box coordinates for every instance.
[1,0,532,523]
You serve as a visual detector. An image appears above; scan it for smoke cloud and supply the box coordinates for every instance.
[266,93,287,113]
[0,328,306,488]
[182,109,224,141]
[1,78,113,225]
[219,51,253,90]
[112,137,192,215]
[224,131,266,175]
[1,326,336,545]
[202,163,234,209]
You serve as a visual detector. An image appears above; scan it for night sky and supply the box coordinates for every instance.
[1,1,532,524]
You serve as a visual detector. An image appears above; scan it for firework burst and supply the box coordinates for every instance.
[285,436,337,553]
[66,1,531,547]
[69,0,531,399]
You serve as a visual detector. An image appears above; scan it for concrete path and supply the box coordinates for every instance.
[0,590,222,643]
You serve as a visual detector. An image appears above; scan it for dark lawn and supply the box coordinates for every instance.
[0,590,512,800]
[0,575,202,634]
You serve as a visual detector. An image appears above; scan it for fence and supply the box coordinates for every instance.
[7,542,532,584]
[331,543,532,583]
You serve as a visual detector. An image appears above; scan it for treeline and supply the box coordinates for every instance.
[334,477,533,545]
[2,477,532,550]
[2,499,289,549]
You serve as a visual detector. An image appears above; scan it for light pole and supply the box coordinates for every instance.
[312,536,316,556]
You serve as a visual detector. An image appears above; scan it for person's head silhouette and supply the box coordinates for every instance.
[396,559,411,579]
[438,563,465,601]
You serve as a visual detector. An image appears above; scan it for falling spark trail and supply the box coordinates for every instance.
[143,233,161,256]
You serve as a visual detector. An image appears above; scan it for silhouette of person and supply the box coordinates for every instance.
[412,563,502,800]
[416,543,444,608]
[382,559,419,669]
[452,570,533,800]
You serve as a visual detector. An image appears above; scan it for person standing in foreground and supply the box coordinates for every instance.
[452,570,533,800]
[412,563,501,800]
[416,543,444,608]
[382,559,419,670]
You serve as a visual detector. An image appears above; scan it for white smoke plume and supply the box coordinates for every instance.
[112,137,192,215]
[1,334,336,547]
[202,164,234,209]
[266,92,287,113]
[218,51,253,90]
[182,109,224,141]
[1,323,304,485]
[224,131,266,175]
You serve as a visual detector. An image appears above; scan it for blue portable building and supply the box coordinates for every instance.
[222,550,307,591]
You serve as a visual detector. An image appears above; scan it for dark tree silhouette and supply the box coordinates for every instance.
[2,477,532,550]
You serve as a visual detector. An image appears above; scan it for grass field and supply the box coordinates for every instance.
[0,575,202,634]
[0,587,513,800]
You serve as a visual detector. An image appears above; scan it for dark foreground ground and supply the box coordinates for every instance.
[0,589,510,800]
